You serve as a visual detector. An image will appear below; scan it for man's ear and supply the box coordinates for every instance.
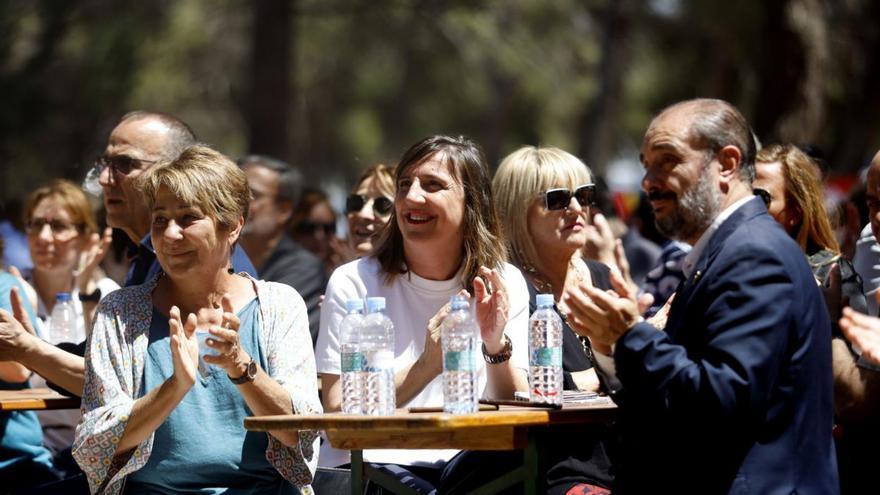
[717,145,743,179]
[276,199,294,226]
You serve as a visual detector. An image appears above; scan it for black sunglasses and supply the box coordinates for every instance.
[753,188,771,208]
[92,154,158,176]
[345,194,393,217]
[296,221,336,235]
[543,184,596,211]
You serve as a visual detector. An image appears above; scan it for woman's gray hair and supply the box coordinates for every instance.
[140,144,250,230]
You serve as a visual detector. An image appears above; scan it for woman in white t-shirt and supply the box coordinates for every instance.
[315,135,531,475]
[23,179,118,454]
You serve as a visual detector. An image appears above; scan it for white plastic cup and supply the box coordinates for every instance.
[195,329,219,374]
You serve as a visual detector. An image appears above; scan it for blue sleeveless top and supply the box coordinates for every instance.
[125,298,297,494]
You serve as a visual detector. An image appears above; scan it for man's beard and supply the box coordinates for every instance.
[653,165,720,242]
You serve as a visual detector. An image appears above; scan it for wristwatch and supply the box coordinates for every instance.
[482,334,513,364]
[228,357,258,385]
[78,288,101,303]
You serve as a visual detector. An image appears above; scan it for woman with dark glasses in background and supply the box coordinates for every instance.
[291,188,339,276]
[343,164,395,258]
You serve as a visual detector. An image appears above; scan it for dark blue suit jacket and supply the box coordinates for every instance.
[607,198,839,494]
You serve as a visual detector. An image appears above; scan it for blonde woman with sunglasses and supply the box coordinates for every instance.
[434,145,616,493]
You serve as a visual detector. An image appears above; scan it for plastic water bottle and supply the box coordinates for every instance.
[48,293,77,345]
[340,299,366,414]
[361,297,396,416]
[529,294,563,405]
[441,295,479,414]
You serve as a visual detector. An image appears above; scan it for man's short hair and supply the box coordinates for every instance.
[664,98,757,184]
[237,155,303,206]
[119,111,197,162]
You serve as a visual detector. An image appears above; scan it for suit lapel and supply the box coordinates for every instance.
[665,197,767,337]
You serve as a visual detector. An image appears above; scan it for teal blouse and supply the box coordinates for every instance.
[125,299,298,494]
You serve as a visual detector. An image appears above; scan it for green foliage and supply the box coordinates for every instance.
[1,0,878,203]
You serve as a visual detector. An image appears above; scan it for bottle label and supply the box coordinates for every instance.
[531,347,562,367]
[444,350,476,372]
[364,350,394,372]
[341,352,365,372]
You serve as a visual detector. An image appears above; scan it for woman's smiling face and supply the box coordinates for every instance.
[394,153,465,253]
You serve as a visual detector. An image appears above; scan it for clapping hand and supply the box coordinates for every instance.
[419,290,468,376]
[582,213,638,294]
[646,293,675,331]
[562,269,643,354]
[75,228,112,295]
[840,305,880,366]
[7,266,38,312]
[168,306,198,389]
[203,295,251,379]
[0,288,37,360]
[821,263,845,323]
[472,266,509,354]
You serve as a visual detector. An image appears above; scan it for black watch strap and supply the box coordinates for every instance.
[78,288,102,303]
[229,358,258,385]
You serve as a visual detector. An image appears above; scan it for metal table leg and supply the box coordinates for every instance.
[351,450,364,495]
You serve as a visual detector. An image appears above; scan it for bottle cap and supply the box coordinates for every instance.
[366,297,386,313]
[450,294,469,311]
[536,294,554,308]
[56,292,72,303]
[345,299,365,312]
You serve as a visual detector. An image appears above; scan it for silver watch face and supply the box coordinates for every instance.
[246,359,258,379]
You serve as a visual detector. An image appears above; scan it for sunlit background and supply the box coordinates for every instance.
[2,0,879,222]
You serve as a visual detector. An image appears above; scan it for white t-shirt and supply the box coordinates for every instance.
[314,256,530,468]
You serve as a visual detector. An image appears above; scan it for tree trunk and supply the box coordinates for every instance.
[247,0,293,161]
[578,0,638,174]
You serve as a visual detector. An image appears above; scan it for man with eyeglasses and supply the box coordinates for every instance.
[94,111,256,287]
[0,111,258,398]
[238,155,326,344]
[562,99,838,493]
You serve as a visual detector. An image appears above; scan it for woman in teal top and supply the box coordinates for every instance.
[0,242,58,491]
[73,146,321,494]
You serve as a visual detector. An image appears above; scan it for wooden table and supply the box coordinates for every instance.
[246,401,616,494]
[0,387,80,411]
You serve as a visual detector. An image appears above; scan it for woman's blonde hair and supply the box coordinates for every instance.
[756,144,838,254]
[139,144,250,231]
[492,146,592,271]
[353,164,395,199]
[25,179,98,236]
[374,135,506,292]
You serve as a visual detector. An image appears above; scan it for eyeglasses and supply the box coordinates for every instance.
[296,221,336,236]
[543,184,596,211]
[753,188,771,208]
[25,218,81,237]
[345,194,393,217]
[91,154,158,176]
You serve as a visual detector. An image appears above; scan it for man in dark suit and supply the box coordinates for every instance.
[563,98,839,493]
[238,155,327,344]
